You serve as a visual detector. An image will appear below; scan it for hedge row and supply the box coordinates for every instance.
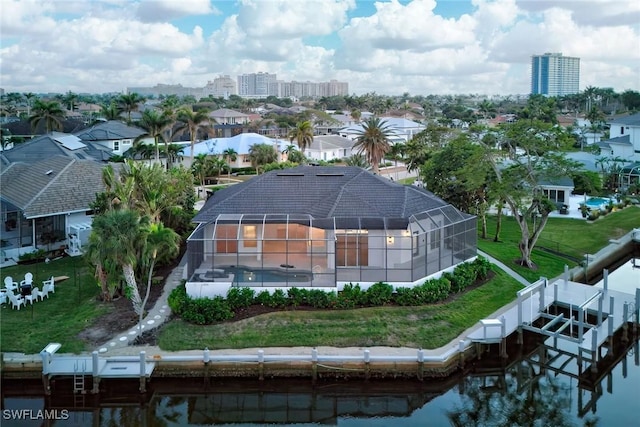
[168,257,492,325]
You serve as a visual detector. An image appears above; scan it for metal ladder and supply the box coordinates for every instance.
[73,360,86,394]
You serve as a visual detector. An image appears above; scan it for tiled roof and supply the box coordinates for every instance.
[0,133,113,165]
[74,120,145,141]
[194,166,455,227]
[309,135,354,150]
[608,113,640,127]
[0,156,109,218]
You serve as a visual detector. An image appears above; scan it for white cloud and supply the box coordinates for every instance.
[236,0,355,38]
[0,0,638,95]
[137,0,220,22]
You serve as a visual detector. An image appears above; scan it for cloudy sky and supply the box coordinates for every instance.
[1,0,638,96]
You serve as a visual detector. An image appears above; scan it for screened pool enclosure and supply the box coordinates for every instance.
[186,206,477,289]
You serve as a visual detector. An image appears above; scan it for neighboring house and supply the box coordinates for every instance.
[209,108,251,125]
[0,132,113,165]
[598,113,640,160]
[74,120,152,156]
[304,135,356,162]
[180,133,288,169]
[185,166,477,298]
[538,176,575,206]
[337,117,426,144]
[0,156,111,263]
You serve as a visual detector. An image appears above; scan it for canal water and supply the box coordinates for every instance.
[3,260,639,426]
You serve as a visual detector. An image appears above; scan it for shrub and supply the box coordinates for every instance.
[337,283,366,309]
[472,257,491,280]
[451,263,475,292]
[287,287,309,307]
[393,287,416,306]
[419,277,451,303]
[308,290,336,309]
[181,297,234,325]
[365,282,394,306]
[269,289,288,308]
[255,290,271,306]
[168,284,189,315]
[226,287,255,310]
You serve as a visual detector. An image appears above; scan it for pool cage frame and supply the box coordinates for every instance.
[186,206,477,288]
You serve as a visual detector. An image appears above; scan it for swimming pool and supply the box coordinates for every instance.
[225,266,313,284]
[584,197,611,209]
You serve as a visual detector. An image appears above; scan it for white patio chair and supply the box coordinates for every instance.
[7,292,24,310]
[20,272,33,286]
[24,287,40,305]
[3,276,18,292]
[42,276,55,295]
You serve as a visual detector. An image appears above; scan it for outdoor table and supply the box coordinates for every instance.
[20,284,32,297]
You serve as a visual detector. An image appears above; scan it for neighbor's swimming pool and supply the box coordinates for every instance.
[225,266,313,284]
[584,197,611,208]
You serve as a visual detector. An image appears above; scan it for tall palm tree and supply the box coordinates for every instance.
[118,92,145,123]
[28,100,65,133]
[192,153,213,190]
[353,117,393,174]
[222,147,238,180]
[136,109,172,168]
[288,120,314,154]
[176,107,212,164]
[23,92,36,116]
[63,91,79,112]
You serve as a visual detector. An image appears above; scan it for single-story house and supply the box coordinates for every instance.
[0,156,112,264]
[305,135,357,162]
[337,117,426,144]
[185,166,477,298]
[539,176,575,205]
[180,133,289,169]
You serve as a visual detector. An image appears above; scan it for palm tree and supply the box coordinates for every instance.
[192,153,213,190]
[23,92,36,116]
[62,91,79,112]
[100,102,122,121]
[137,222,180,333]
[353,117,393,174]
[118,93,145,123]
[175,107,212,164]
[163,144,184,169]
[28,100,65,133]
[248,143,277,174]
[136,109,172,167]
[288,120,314,154]
[89,209,146,315]
[222,148,238,180]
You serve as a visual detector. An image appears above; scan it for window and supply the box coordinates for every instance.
[113,140,120,151]
[621,127,624,134]
[243,225,257,248]
[336,234,368,266]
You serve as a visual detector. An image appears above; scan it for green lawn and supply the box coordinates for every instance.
[157,267,522,351]
[478,206,640,281]
[0,256,106,354]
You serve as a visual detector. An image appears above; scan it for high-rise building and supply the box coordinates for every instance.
[237,72,278,97]
[202,75,237,99]
[530,53,580,97]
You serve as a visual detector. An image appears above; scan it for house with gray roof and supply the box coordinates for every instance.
[185,166,477,297]
[74,120,153,156]
[598,113,640,161]
[0,156,110,263]
[304,135,356,162]
[0,132,113,166]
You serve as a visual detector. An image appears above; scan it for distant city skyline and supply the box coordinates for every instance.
[1,0,639,95]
